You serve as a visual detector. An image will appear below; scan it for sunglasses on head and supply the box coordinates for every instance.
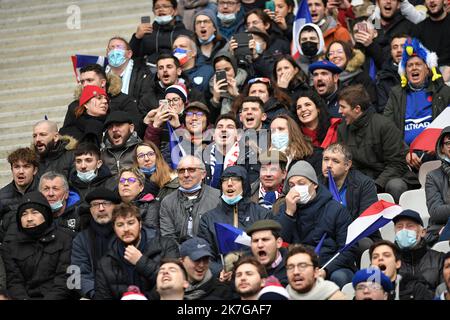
[247,77,271,88]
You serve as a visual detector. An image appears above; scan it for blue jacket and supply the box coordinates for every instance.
[277,184,356,275]
[186,55,214,92]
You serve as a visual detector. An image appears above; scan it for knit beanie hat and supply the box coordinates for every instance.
[121,285,148,300]
[79,85,108,107]
[193,8,218,31]
[165,83,188,104]
[16,191,53,232]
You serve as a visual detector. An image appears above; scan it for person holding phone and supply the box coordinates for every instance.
[264,0,295,41]
[209,51,247,115]
[129,0,191,65]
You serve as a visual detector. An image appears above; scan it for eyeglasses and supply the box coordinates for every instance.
[177,167,203,174]
[137,151,156,159]
[248,77,271,88]
[185,111,205,117]
[154,4,173,10]
[286,262,314,272]
[167,97,182,105]
[119,177,138,184]
[218,1,238,7]
[195,19,212,26]
[355,283,384,291]
[443,141,450,147]
[327,49,345,57]
[90,201,113,209]
[221,176,242,183]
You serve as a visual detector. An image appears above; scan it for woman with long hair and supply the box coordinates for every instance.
[272,54,310,103]
[294,90,341,149]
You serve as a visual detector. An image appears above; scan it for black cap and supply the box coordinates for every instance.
[246,219,282,236]
[16,191,53,231]
[179,237,213,261]
[103,111,133,129]
[392,209,424,227]
[85,187,121,204]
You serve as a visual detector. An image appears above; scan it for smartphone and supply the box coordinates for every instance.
[234,32,253,58]
[215,70,227,89]
[265,0,275,12]
[159,99,170,112]
[356,22,368,33]
[141,16,151,24]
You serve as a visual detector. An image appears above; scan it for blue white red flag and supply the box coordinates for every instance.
[328,168,342,203]
[214,223,251,255]
[167,122,186,170]
[71,54,107,83]
[291,0,312,59]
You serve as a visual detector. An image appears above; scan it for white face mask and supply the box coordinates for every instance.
[155,15,173,25]
[217,12,236,24]
[293,185,311,204]
[77,169,97,183]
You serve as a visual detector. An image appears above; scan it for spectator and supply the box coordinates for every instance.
[247,219,288,286]
[216,0,245,40]
[94,203,179,300]
[198,165,273,276]
[101,111,142,176]
[425,126,450,245]
[277,160,356,288]
[68,142,115,202]
[33,120,76,179]
[233,256,268,300]
[2,192,72,299]
[0,148,39,242]
[239,96,268,131]
[352,268,392,300]
[71,188,121,299]
[129,0,191,64]
[264,0,295,41]
[118,167,160,230]
[273,54,310,104]
[156,258,189,300]
[337,84,408,194]
[294,90,341,149]
[159,155,220,242]
[393,209,444,291]
[309,60,343,118]
[285,245,347,300]
[294,23,326,76]
[435,252,450,300]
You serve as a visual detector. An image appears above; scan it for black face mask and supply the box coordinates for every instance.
[301,41,318,57]
[22,222,49,240]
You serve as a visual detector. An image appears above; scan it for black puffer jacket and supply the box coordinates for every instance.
[397,239,444,291]
[2,225,72,300]
[94,227,179,300]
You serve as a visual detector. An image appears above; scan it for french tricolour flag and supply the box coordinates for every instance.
[340,200,403,253]
[410,106,450,153]
[291,0,312,60]
[214,223,251,255]
[71,54,108,83]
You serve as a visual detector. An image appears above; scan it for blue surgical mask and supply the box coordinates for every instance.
[50,200,64,213]
[271,132,289,151]
[179,183,202,194]
[198,34,216,45]
[255,42,263,55]
[140,166,156,176]
[77,169,97,183]
[221,194,243,205]
[395,229,418,249]
[217,12,236,24]
[155,15,173,25]
[107,49,127,68]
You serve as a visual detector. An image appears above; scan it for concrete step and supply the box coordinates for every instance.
[0,118,65,136]
[0,105,67,124]
[0,93,72,112]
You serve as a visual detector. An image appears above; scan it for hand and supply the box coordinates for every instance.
[229,38,238,55]
[406,152,422,170]
[143,108,158,125]
[277,70,294,89]
[136,23,153,39]
[227,77,239,97]
[167,110,181,128]
[263,8,276,21]
[285,187,300,216]
[326,0,339,14]
[249,38,257,59]
[318,269,327,279]
[274,14,287,30]
[339,0,351,9]
[219,269,233,282]
[124,245,143,265]
[153,106,171,128]
[212,76,227,103]
[353,30,374,47]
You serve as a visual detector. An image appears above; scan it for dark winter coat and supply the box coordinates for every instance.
[68,165,116,203]
[101,131,142,176]
[37,135,77,180]
[376,58,401,112]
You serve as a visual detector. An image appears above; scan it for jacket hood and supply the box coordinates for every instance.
[296,23,325,57]
[60,135,78,151]
[436,126,450,159]
[345,49,365,73]
[221,165,251,197]
[73,73,122,99]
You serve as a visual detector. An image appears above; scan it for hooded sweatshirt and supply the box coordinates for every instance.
[294,23,325,77]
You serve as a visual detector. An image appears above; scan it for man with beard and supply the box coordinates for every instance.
[234,256,267,300]
[352,268,392,300]
[0,147,39,242]
[309,60,342,118]
[247,219,288,286]
[32,120,76,179]
[71,188,121,299]
[285,244,346,300]
[101,111,142,176]
[414,0,450,82]
[156,258,189,300]
[94,203,179,300]
[369,240,434,300]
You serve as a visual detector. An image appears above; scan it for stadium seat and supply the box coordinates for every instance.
[418,160,441,188]
[431,241,450,253]
[341,282,355,299]
[399,189,430,228]
[380,221,396,242]
[360,249,371,269]
[377,193,395,203]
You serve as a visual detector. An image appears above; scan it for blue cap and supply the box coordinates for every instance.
[392,209,423,227]
[352,268,393,292]
[179,237,213,261]
[308,60,342,74]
